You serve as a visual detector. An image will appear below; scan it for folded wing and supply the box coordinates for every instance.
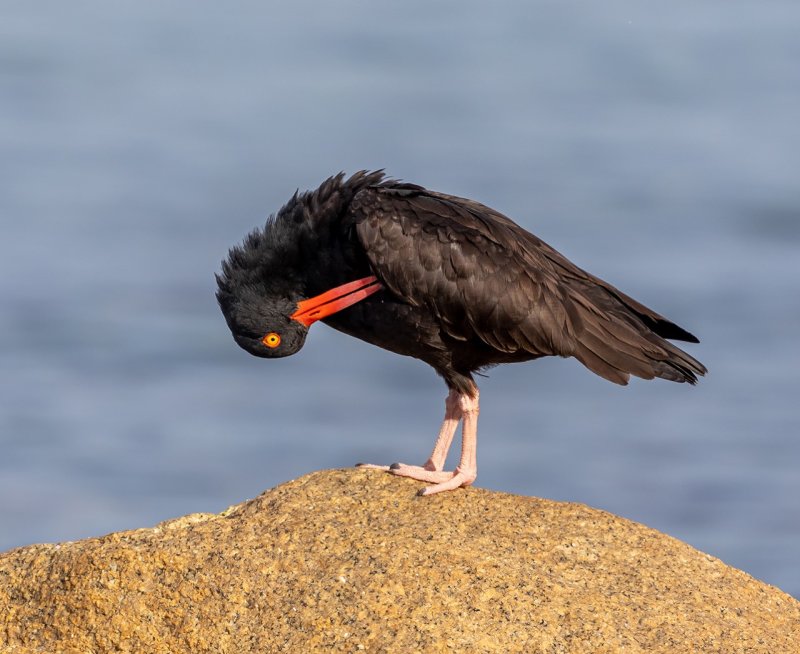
[350,185,706,385]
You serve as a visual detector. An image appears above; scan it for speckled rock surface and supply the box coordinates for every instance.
[1,469,798,653]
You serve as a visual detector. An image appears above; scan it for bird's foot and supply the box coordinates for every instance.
[386,462,476,495]
[417,466,477,496]
[387,462,451,483]
[359,461,476,495]
[356,461,449,482]
[355,386,479,496]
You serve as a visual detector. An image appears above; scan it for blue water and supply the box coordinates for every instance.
[1,2,799,598]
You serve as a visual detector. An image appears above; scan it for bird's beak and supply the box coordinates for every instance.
[290,275,382,327]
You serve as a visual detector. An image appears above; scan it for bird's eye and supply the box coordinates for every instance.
[262,332,281,348]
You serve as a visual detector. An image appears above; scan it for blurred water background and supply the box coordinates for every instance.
[1,2,798,597]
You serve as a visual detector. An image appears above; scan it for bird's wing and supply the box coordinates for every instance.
[350,185,705,385]
[350,186,583,356]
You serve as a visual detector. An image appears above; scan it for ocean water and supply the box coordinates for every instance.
[1,2,799,598]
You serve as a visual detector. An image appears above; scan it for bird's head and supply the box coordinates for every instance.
[216,282,309,359]
[216,226,380,359]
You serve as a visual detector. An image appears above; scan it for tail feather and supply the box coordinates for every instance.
[570,293,707,386]
[578,324,656,382]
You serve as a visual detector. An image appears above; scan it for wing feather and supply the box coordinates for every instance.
[349,184,706,384]
[351,187,573,357]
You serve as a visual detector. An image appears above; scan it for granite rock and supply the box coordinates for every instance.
[1,468,798,653]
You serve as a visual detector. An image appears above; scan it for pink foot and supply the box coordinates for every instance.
[418,467,477,496]
[388,463,454,483]
[355,386,480,497]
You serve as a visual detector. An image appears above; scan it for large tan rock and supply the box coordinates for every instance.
[0,468,798,653]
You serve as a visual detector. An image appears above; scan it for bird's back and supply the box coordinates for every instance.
[346,179,706,386]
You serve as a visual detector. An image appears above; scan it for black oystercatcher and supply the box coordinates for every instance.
[217,171,706,496]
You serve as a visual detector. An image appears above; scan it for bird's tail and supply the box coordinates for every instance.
[569,293,707,386]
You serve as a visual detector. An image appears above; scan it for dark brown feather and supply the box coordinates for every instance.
[349,183,706,387]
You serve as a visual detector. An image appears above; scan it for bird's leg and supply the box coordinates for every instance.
[424,388,462,470]
[386,389,461,479]
[357,385,481,496]
[355,389,461,474]
[417,390,479,496]
[387,387,480,495]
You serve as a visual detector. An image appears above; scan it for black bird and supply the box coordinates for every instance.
[217,171,706,496]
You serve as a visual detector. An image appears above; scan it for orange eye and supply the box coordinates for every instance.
[262,332,281,348]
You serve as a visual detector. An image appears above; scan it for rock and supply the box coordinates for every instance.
[1,469,798,653]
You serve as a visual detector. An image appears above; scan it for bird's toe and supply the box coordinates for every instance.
[418,468,476,496]
[389,464,454,483]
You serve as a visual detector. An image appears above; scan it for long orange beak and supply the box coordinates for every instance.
[290,275,382,327]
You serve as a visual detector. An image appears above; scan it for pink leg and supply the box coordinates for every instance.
[356,386,480,496]
[387,389,461,481]
[418,391,479,496]
[355,389,461,477]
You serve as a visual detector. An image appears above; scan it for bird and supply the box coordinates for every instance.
[216,171,706,496]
